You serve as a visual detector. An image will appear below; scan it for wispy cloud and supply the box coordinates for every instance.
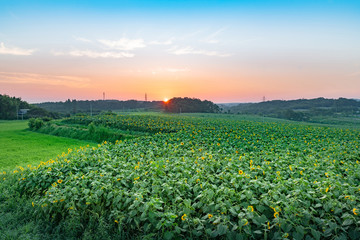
[168,46,231,57]
[0,72,90,88]
[0,42,35,56]
[347,71,360,77]
[73,36,92,43]
[202,27,227,44]
[150,39,173,45]
[53,49,134,58]
[98,38,146,50]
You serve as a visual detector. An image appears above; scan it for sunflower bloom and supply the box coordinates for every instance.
[239,170,244,175]
[353,208,358,215]
[181,214,187,221]
[248,205,254,212]
[208,214,213,219]
[57,179,63,184]
[274,212,279,218]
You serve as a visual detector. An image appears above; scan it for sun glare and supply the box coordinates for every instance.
[164,98,169,102]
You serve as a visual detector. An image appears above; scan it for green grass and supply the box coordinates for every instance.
[0,120,96,170]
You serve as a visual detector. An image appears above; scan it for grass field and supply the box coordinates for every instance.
[0,120,96,170]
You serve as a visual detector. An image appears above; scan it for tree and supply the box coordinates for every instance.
[164,97,220,113]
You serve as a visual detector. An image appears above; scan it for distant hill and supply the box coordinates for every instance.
[35,99,164,115]
[225,97,360,121]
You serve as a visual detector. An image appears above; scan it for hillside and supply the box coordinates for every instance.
[225,97,360,121]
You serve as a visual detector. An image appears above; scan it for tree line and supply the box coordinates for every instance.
[164,97,220,113]
[0,94,58,120]
[226,97,360,121]
[36,99,164,115]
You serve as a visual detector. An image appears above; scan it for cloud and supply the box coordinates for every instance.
[347,71,360,77]
[98,38,146,50]
[168,46,231,57]
[150,40,173,45]
[73,36,92,43]
[53,49,134,58]
[202,27,227,44]
[0,72,90,88]
[203,39,219,44]
[0,42,35,56]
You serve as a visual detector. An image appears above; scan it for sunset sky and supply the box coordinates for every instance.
[1,0,359,103]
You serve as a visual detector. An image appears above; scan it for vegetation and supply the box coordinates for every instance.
[164,97,220,113]
[29,115,148,143]
[1,114,359,239]
[0,120,95,170]
[0,94,59,120]
[224,97,360,123]
[36,99,164,115]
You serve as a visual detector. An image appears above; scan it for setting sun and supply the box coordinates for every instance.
[164,98,169,103]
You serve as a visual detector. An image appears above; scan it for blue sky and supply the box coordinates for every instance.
[0,0,359,102]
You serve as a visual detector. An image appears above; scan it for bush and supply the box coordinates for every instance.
[28,118,44,130]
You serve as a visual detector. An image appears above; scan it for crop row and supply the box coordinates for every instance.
[7,114,360,239]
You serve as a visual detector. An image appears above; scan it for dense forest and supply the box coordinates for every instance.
[0,94,58,120]
[164,97,220,113]
[224,97,360,121]
[36,99,164,115]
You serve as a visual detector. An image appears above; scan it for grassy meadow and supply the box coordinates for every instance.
[0,120,96,170]
[0,114,359,239]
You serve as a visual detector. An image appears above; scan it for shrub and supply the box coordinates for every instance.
[28,118,44,130]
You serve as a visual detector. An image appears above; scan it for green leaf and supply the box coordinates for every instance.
[163,231,174,240]
[342,218,353,226]
[311,229,321,240]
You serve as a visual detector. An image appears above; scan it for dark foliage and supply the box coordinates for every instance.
[0,94,60,120]
[36,99,164,114]
[0,94,32,119]
[229,97,360,121]
[164,97,220,113]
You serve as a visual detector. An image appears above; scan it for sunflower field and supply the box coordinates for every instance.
[3,114,360,239]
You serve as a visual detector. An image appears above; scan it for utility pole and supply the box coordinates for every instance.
[103,92,105,101]
[145,93,147,102]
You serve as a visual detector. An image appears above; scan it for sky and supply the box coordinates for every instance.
[0,0,359,103]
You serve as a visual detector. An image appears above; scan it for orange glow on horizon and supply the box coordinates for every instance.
[163,98,169,103]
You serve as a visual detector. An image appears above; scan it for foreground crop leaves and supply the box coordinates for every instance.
[9,113,360,239]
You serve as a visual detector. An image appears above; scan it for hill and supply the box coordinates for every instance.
[224,97,360,121]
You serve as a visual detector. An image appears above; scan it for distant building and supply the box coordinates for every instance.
[18,109,30,119]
